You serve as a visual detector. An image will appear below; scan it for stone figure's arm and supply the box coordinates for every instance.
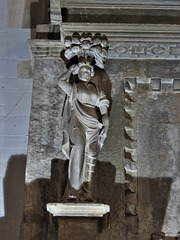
[58,70,73,96]
[99,104,109,146]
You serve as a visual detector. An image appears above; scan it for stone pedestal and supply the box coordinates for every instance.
[47,203,110,240]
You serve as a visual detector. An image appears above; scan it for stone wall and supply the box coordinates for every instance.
[21,58,180,239]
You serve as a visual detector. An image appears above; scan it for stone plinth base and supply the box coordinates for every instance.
[47,203,110,240]
[58,217,98,240]
[47,203,110,217]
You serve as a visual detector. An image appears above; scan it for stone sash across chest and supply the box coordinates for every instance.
[73,82,99,108]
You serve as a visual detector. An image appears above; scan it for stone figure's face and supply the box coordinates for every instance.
[78,65,92,82]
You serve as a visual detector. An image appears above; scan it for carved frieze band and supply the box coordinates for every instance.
[29,39,180,61]
[109,42,180,59]
[29,22,180,60]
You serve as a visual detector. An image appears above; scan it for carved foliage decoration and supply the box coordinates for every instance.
[64,32,109,69]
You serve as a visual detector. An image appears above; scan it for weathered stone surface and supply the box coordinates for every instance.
[99,71,125,183]
[50,159,125,240]
[21,57,180,240]
[58,217,98,240]
[20,179,50,240]
[25,58,67,183]
[105,59,180,239]
[137,91,180,238]
[20,59,67,240]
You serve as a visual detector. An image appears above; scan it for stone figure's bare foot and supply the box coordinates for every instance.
[61,181,83,202]
[80,182,97,202]
[79,191,96,202]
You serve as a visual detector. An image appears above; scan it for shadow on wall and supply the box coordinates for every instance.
[8,0,50,28]
[136,176,173,240]
[0,155,26,240]
[48,159,125,240]
[18,159,174,240]
[49,160,174,240]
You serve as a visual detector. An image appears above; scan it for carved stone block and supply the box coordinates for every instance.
[58,217,99,240]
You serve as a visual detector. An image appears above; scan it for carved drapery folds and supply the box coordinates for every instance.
[58,32,110,202]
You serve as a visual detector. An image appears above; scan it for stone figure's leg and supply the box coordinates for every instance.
[80,129,100,201]
[69,128,85,190]
[84,152,97,186]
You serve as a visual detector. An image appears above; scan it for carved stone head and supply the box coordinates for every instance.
[77,62,94,82]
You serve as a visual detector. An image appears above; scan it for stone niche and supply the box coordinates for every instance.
[20,1,180,240]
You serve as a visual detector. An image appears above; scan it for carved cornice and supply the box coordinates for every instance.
[60,0,180,10]
[60,23,180,59]
[28,40,180,61]
[61,23,180,43]
[29,23,180,60]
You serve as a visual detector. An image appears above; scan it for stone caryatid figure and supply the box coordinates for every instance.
[58,33,109,202]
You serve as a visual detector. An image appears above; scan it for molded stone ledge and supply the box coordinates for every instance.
[61,0,180,10]
[61,23,180,43]
[46,203,110,217]
[28,28,180,60]
[28,39,64,60]
[61,23,180,59]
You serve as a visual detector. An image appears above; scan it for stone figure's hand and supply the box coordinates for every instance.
[98,126,108,147]
[69,64,79,75]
